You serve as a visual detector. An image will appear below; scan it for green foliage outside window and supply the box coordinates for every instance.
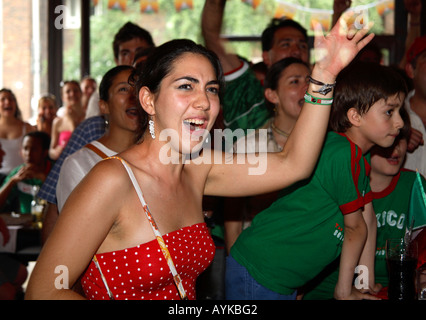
[63,0,388,82]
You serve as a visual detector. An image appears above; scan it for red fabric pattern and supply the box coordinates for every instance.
[81,223,215,300]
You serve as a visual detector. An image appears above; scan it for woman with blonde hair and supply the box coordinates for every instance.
[36,94,58,136]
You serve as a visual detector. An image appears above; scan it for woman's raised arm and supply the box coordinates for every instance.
[205,13,374,197]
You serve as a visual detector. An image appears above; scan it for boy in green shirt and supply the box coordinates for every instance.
[227,61,408,300]
[302,108,426,299]
[0,131,51,214]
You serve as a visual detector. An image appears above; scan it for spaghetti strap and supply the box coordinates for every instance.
[95,156,188,300]
[108,156,149,208]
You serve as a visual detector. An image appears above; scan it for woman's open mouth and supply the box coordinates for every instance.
[183,118,207,134]
[125,107,139,119]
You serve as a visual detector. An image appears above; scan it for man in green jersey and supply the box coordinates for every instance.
[201,0,309,132]
[201,0,351,132]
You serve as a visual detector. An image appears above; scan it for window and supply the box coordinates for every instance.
[0,0,404,124]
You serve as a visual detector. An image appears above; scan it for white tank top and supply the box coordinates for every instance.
[0,125,26,175]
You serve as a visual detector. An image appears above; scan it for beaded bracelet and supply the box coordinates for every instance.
[308,76,336,95]
[304,92,333,106]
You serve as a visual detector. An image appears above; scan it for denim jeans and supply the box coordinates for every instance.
[225,255,297,300]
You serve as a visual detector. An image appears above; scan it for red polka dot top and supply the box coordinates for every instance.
[80,157,215,300]
[81,222,215,300]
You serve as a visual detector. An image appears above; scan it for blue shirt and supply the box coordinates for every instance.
[38,116,106,204]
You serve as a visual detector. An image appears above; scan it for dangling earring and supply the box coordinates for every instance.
[149,119,156,139]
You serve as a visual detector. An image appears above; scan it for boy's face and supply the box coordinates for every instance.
[370,138,407,177]
[21,137,46,165]
[357,93,405,150]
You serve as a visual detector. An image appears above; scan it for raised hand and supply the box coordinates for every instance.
[313,11,374,80]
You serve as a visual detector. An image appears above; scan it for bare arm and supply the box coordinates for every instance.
[204,13,375,197]
[0,172,21,207]
[48,118,65,160]
[334,203,380,300]
[0,166,38,207]
[334,209,368,300]
[25,161,126,299]
[201,0,242,73]
[41,202,58,244]
[358,202,381,293]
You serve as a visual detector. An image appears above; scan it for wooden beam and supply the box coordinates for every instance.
[47,0,63,103]
[80,0,90,77]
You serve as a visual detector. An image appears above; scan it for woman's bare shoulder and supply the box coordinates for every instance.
[66,157,133,212]
[89,157,131,182]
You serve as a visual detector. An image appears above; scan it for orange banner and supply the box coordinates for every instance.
[274,2,296,19]
[108,0,127,11]
[376,0,394,16]
[140,0,159,13]
[310,12,331,31]
[174,0,193,12]
[241,0,262,9]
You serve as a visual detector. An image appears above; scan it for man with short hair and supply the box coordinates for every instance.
[201,0,309,132]
[112,21,155,66]
[85,22,155,119]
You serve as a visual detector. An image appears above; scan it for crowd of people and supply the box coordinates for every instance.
[0,0,425,301]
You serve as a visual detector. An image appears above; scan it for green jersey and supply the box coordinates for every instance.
[1,164,46,214]
[230,132,372,295]
[374,169,426,286]
[222,61,270,131]
[303,169,426,299]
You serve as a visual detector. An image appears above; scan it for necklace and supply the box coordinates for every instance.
[271,122,290,137]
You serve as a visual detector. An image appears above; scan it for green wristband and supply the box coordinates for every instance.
[304,92,333,105]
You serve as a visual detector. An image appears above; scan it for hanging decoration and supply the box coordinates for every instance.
[174,0,193,12]
[376,0,394,16]
[310,11,332,32]
[274,0,391,31]
[107,0,127,11]
[93,0,394,30]
[274,2,297,19]
[241,0,262,9]
[140,0,159,13]
[345,9,369,30]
